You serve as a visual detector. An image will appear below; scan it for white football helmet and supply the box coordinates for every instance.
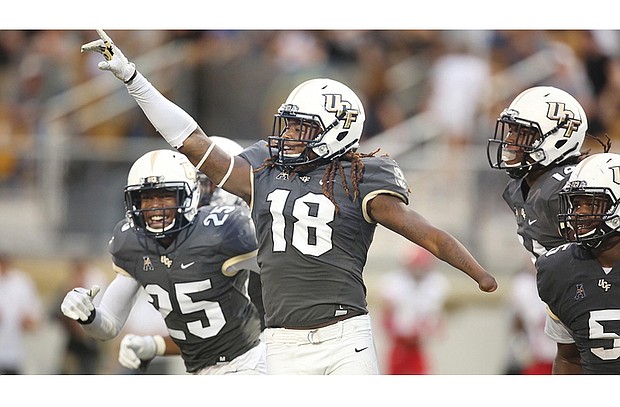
[269,78,365,168]
[558,153,620,249]
[125,149,200,238]
[198,136,245,207]
[487,86,587,179]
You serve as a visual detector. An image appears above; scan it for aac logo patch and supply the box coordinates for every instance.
[574,283,586,300]
[143,256,154,271]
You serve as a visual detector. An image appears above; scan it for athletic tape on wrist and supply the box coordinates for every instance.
[153,335,166,356]
[195,142,217,170]
[217,155,235,188]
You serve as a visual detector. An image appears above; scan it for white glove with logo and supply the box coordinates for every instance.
[81,29,137,83]
[61,285,100,324]
[118,334,166,370]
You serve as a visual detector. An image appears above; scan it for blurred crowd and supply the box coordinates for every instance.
[1,30,620,185]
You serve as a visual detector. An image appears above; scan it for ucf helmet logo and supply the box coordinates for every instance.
[323,94,360,129]
[546,102,582,138]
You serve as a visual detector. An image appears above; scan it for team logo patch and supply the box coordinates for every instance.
[546,102,582,138]
[276,171,289,180]
[160,255,173,268]
[574,283,586,300]
[323,94,360,129]
[143,256,154,271]
[610,165,620,185]
[598,279,612,292]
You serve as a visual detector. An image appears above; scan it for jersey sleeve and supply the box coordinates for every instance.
[544,312,574,344]
[359,155,410,223]
[108,219,135,278]
[208,205,259,276]
[239,140,271,169]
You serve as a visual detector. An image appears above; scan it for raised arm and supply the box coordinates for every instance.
[80,29,252,202]
[368,193,497,293]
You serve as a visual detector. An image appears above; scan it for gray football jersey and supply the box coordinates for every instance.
[109,204,261,373]
[502,163,575,259]
[240,141,410,328]
[537,243,620,374]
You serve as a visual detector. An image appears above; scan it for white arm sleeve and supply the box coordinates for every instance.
[125,71,198,148]
[81,273,141,341]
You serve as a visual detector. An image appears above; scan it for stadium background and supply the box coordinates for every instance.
[1,29,619,374]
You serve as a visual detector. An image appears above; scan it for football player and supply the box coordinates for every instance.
[61,148,266,374]
[81,29,496,375]
[536,152,620,374]
[487,86,592,261]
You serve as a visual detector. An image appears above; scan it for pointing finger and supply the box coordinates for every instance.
[97,29,112,44]
[80,39,105,53]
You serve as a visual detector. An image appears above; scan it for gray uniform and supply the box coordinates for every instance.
[537,243,620,374]
[502,163,575,259]
[240,141,410,328]
[109,205,262,373]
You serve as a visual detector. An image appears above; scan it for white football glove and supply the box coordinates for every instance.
[61,285,101,323]
[81,29,137,83]
[118,334,166,370]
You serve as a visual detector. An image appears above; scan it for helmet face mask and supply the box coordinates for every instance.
[124,150,199,239]
[558,153,620,249]
[490,112,544,178]
[269,115,324,167]
[487,86,587,179]
[269,78,365,169]
[559,188,615,248]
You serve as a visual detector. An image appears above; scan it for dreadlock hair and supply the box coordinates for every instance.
[579,132,612,162]
[254,149,382,214]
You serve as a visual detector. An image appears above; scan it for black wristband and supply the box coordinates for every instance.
[124,69,138,84]
[77,308,97,325]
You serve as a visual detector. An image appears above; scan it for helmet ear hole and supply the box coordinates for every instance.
[555,139,567,149]
[336,131,348,141]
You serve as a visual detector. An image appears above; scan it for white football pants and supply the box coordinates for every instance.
[264,314,380,374]
[194,339,267,375]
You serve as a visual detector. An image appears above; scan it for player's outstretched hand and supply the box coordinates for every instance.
[478,274,498,293]
[118,334,164,370]
[61,285,100,323]
[81,29,136,83]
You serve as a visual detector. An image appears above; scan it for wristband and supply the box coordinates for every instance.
[195,142,217,170]
[153,334,166,356]
[124,69,138,84]
[217,155,235,188]
[77,308,97,325]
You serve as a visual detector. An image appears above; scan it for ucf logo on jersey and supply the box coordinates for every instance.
[546,102,582,138]
[323,94,360,129]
